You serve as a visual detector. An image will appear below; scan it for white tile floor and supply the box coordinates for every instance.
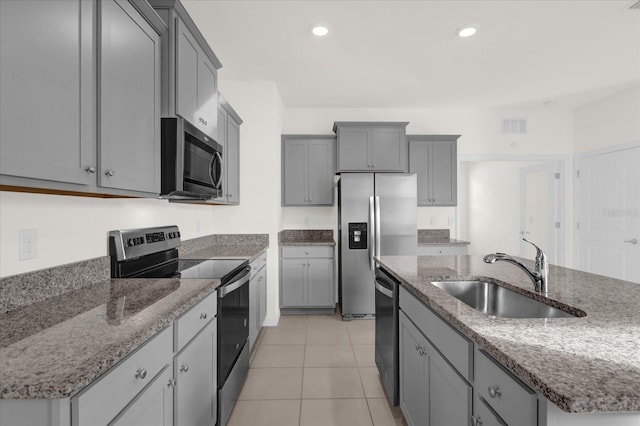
[227,313,407,426]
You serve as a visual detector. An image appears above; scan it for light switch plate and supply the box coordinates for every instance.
[19,229,37,260]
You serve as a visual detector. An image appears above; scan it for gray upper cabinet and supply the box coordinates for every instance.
[282,135,336,206]
[218,95,242,204]
[99,0,161,194]
[0,0,165,197]
[408,135,459,206]
[150,0,222,140]
[333,122,408,172]
[0,0,95,186]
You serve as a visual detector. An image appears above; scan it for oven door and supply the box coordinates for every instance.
[183,133,223,198]
[375,266,399,406]
[217,269,250,385]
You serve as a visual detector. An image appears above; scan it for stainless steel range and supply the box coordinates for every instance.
[108,225,250,426]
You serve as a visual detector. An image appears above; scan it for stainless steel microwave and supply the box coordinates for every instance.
[160,117,223,200]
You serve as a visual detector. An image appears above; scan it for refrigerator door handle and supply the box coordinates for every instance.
[369,195,375,271]
[375,195,381,258]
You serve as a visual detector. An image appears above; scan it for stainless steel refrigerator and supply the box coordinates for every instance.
[338,173,417,319]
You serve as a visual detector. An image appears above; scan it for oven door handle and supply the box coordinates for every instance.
[375,281,394,299]
[218,271,250,298]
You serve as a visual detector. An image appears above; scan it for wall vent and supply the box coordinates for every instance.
[501,118,527,135]
[627,0,640,10]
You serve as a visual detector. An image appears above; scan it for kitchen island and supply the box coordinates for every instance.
[376,255,640,425]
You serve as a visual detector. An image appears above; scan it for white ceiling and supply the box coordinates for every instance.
[183,0,640,109]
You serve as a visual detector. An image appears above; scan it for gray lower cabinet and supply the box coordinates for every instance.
[111,366,173,426]
[334,122,408,172]
[399,310,471,426]
[249,252,268,351]
[150,0,222,140]
[218,96,242,204]
[174,318,217,426]
[99,0,161,194]
[280,246,334,312]
[282,135,336,206]
[0,0,164,196]
[408,135,459,206]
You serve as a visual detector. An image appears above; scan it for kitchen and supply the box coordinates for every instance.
[1,1,639,426]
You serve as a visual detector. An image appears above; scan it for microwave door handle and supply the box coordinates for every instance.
[214,151,223,189]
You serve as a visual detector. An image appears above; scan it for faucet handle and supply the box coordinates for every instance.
[522,238,547,267]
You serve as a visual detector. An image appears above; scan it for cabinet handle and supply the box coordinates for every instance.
[305,251,310,255]
[180,364,189,373]
[85,166,96,174]
[200,313,208,320]
[471,415,483,426]
[105,169,115,177]
[488,386,502,398]
[243,318,247,327]
[624,239,638,244]
[135,368,147,379]
[167,378,176,388]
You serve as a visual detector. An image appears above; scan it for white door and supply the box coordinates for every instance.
[520,162,563,265]
[576,146,640,283]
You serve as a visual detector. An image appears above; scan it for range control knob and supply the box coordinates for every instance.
[127,238,134,246]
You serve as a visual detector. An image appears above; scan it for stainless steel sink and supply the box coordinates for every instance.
[431,280,578,318]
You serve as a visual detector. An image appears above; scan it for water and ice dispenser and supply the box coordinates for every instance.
[348,222,368,249]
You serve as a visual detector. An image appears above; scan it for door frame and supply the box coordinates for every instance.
[573,140,640,274]
[457,155,570,265]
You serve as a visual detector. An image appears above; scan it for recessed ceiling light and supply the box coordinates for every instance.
[312,26,329,37]
[457,26,477,38]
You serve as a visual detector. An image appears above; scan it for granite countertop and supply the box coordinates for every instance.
[279,229,335,246]
[375,255,640,413]
[0,236,269,400]
[417,228,469,246]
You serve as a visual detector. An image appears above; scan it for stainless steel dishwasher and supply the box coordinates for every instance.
[374,265,400,406]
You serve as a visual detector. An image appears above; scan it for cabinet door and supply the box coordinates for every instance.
[428,340,472,426]
[258,267,267,326]
[0,0,95,185]
[282,139,309,205]
[249,274,259,350]
[371,127,407,172]
[99,0,160,193]
[225,115,240,204]
[337,127,370,171]
[197,56,217,138]
[110,366,173,426]
[473,395,508,426]
[307,258,334,307]
[174,319,216,426]
[409,141,432,206]
[175,18,199,127]
[281,259,307,307]
[399,312,428,426]
[307,139,336,205]
[430,141,457,206]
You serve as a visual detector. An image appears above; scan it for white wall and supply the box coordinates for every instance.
[0,80,285,324]
[574,84,640,153]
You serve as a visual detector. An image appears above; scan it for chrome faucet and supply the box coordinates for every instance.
[483,238,549,294]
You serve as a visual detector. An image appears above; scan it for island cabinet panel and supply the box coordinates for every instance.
[408,135,459,206]
[110,366,173,426]
[249,252,268,351]
[399,311,429,426]
[334,122,408,172]
[280,246,335,312]
[99,0,161,194]
[0,0,95,186]
[282,135,336,206]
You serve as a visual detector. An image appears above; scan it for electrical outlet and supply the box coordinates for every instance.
[19,229,37,260]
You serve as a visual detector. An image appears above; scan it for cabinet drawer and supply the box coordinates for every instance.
[72,326,173,426]
[281,246,333,258]
[399,286,472,381]
[475,350,536,426]
[417,245,468,256]
[174,291,217,351]
[250,252,267,278]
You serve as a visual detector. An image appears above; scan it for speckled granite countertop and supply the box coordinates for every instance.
[279,229,335,246]
[0,277,220,399]
[417,229,469,246]
[375,255,640,413]
[0,236,269,400]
